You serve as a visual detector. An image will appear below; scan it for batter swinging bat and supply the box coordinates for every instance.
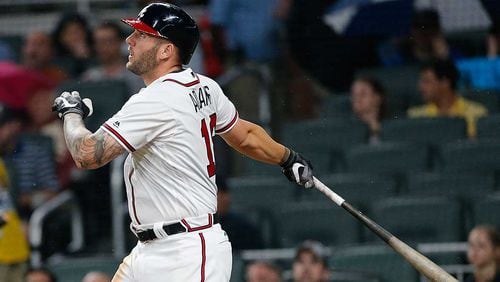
[312,177,458,282]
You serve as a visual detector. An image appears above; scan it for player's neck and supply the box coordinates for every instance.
[142,64,183,86]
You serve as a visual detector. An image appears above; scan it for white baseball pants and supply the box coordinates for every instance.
[112,224,232,282]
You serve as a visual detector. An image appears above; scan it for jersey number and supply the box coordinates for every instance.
[201,113,217,177]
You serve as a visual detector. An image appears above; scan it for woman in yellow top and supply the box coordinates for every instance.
[0,158,30,282]
[407,59,488,138]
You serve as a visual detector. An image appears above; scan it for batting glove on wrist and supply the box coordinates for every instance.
[280,149,314,188]
[52,91,93,120]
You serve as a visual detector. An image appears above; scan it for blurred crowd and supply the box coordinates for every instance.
[0,0,498,281]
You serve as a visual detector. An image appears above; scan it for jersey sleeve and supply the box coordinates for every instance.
[102,93,175,152]
[213,84,238,135]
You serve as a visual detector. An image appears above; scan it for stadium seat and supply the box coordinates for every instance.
[344,142,429,174]
[227,184,290,247]
[319,94,352,118]
[280,118,369,154]
[371,196,464,243]
[276,201,362,247]
[300,173,398,212]
[379,118,467,149]
[234,154,282,176]
[436,140,500,173]
[477,114,500,139]
[236,149,332,177]
[405,172,494,205]
[355,65,421,114]
[49,256,120,282]
[227,176,296,209]
[230,255,246,282]
[355,65,420,98]
[57,80,130,132]
[330,244,418,282]
[385,92,411,118]
[472,193,500,228]
[463,89,499,113]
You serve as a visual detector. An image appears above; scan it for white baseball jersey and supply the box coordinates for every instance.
[102,68,238,229]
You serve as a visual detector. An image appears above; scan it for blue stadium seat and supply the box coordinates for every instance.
[472,192,500,229]
[371,196,464,243]
[380,118,467,149]
[276,201,362,247]
[280,118,369,154]
[319,94,352,118]
[405,172,494,204]
[477,114,500,139]
[227,176,295,209]
[463,89,499,113]
[49,256,120,282]
[300,173,398,212]
[344,142,429,174]
[330,244,418,282]
[436,140,500,173]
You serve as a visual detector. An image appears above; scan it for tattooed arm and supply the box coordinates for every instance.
[63,113,125,169]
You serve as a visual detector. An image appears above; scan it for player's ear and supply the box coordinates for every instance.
[158,41,175,60]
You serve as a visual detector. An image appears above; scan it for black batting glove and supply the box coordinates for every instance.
[280,149,314,188]
[52,91,93,120]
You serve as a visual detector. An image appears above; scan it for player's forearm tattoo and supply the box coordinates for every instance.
[63,114,125,169]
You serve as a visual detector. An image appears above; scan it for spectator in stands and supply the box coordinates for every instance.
[209,0,289,127]
[350,77,387,143]
[217,180,264,251]
[407,59,488,138]
[209,0,281,66]
[25,267,57,282]
[0,158,29,282]
[466,225,500,282]
[81,21,144,95]
[21,31,68,85]
[52,13,93,77]
[81,271,111,282]
[292,240,330,282]
[379,9,459,66]
[0,61,71,188]
[287,0,379,92]
[455,23,500,91]
[246,261,282,282]
[0,103,60,221]
[0,61,55,112]
[487,23,500,58]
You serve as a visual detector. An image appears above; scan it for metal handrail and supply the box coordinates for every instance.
[417,242,470,282]
[29,190,84,267]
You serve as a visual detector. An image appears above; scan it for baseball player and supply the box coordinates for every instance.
[52,3,313,282]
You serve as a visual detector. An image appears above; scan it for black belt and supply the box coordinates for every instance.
[135,214,219,242]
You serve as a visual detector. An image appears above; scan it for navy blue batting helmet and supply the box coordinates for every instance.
[122,3,199,65]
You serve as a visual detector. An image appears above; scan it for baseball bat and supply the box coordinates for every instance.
[312,177,457,282]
